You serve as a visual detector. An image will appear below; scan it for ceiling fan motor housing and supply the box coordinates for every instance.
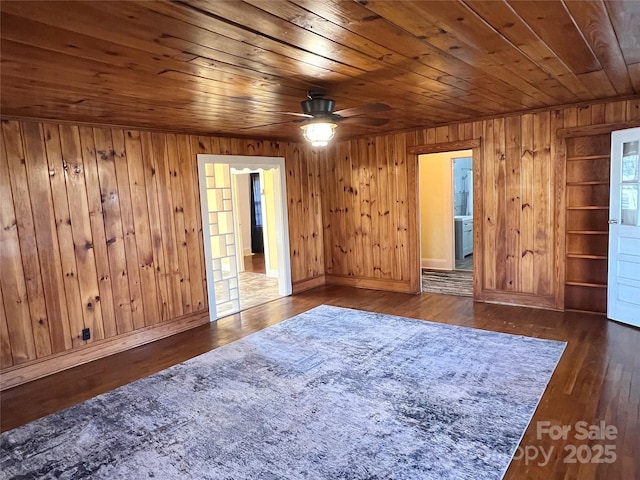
[301,90,335,117]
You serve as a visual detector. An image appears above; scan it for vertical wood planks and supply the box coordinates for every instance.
[377,137,393,279]
[58,125,105,341]
[78,127,118,338]
[309,148,324,278]
[324,144,339,276]
[368,139,381,278]
[386,137,399,280]
[2,121,52,357]
[605,101,626,123]
[140,131,170,322]
[494,117,507,290]
[321,146,333,276]
[532,112,552,296]
[123,129,160,325]
[395,134,410,282]
[166,133,192,314]
[549,108,565,309]
[1,118,325,374]
[520,114,535,293]
[0,284,12,368]
[288,143,304,276]
[483,120,497,290]
[93,127,136,333]
[4,96,635,375]
[19,122,72,353]
[322,98,637,302]
[300,144,315,278]
[505,115,522,291]
[193,136,211,309]
[357,138,372,278]
[628,98,640,120]
[176,134,205,311]
[152,132,182,320]
[41,123,85,348]
[0,124,36,363]
[111,129,145,330]
[322,132,415,288]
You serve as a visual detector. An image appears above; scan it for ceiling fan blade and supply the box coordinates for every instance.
[239,120,297,130]
[339,116,389,126]
[334,103,391,118]
[271,111,314,118]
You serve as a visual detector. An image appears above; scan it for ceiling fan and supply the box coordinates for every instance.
[280,89,390,147]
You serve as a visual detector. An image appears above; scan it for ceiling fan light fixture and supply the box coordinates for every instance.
[301,121,337,147]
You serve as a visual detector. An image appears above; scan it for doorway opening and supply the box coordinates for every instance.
[419,150,474,297]
[231,168,282,312]
[197,155,292,321]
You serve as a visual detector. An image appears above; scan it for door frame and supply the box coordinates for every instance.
[231,172,245,273]
[409,139,482,298]
[197,154,292,321]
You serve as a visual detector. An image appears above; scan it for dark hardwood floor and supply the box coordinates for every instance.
[243,253,266,274]
[1,286,638,479]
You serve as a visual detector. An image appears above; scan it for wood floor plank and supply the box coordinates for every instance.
[1,285,637,479]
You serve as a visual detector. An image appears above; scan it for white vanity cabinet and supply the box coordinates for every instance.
[454,216,473,260]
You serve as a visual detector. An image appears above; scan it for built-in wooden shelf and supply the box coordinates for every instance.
[565,281,607,288]
[565,154,610,161]
[566,181,609,186]
[564,133,611,315]
[566,206,609,210]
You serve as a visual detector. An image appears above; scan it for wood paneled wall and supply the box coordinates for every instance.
[322,98,640,307]
[321,135,419,293]
[0,119,323,376]
[2,97,638,382]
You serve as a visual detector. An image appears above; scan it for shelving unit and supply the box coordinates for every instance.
[564,134,611,314]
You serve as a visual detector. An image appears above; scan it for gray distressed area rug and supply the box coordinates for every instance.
[0,305,566,480]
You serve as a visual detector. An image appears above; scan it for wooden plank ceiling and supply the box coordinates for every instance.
[1,0,639,141]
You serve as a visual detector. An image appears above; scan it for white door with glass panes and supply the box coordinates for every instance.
[199,162,241,319]
[608,127,640,326]
[197,155,292,321]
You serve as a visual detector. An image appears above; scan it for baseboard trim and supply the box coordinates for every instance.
[292,275,326,294]
[325,275,418,294]
[479,290,558,310]
[0,310,210,391]
[421,258,452,270]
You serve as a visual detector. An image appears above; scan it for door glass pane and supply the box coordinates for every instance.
[205,162,240,317]
[622,140,639,182]
[621,184,638,226]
